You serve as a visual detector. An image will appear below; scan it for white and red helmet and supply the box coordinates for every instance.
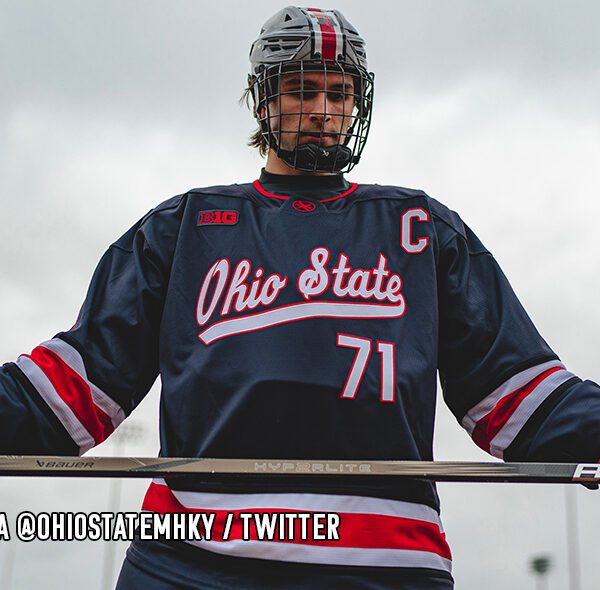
[249,6,374,173]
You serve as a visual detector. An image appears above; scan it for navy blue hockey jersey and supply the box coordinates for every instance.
[1,174,599,588]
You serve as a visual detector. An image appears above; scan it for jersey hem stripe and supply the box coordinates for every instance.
[141,481,452,571]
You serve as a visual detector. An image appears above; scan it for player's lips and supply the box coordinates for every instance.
[299,132,338,145]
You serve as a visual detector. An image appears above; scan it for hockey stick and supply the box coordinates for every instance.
[0,456,597,484]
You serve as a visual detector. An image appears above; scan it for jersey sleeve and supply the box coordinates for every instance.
[434,208,600,463]
[0,195,183,455]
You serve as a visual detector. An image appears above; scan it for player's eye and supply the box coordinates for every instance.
[285,89,313,101]
[285,89,350,104]
[327,92,345,102]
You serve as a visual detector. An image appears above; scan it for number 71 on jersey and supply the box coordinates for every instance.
[337,333,396,403]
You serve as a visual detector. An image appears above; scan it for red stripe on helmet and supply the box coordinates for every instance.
[307,8,338,61]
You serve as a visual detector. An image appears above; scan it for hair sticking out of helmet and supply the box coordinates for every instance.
[247,6,374,173]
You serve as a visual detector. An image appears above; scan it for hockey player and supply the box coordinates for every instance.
[0,6,598,590]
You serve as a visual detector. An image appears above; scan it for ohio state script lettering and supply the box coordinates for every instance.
[196,248,408,345]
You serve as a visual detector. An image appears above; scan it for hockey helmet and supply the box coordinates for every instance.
[248,6,374,173]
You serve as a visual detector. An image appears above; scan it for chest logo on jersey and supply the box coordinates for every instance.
[196,247,406,345]
[291,200,316,213]
[197,210,238,226]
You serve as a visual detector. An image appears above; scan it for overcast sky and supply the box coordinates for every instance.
[1,1,599,588]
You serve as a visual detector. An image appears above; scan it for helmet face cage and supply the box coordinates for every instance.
[252,60,374,173]
[249,7,374,174]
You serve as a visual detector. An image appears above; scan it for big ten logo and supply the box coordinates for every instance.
[197,210,239,226]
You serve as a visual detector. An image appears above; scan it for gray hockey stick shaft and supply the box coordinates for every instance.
[0,456,597,484]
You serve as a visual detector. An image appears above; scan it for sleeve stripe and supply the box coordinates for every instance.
[15,338,125,453]
[28,345,115,443]
[15,355,95,454]
[471,366,561,453]
[40,338,125,426]
[462,361,576,459]
[462,359,565,432]
[487,369,575,458]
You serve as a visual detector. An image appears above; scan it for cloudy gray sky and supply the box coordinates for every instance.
[1,1,599,588]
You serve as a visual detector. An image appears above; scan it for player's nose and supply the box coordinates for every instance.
[306,93,333,122]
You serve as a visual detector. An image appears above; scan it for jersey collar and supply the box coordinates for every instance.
[252,179,359,203]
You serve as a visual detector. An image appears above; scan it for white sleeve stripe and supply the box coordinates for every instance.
[462,359,565,433]
[15,355,94,454]
[40,338,125,428]
[489,369,576,458]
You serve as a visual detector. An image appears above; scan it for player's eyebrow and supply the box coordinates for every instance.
[282,77,354,91]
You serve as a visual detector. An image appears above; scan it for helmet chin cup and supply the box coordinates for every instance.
[279,143,353,173]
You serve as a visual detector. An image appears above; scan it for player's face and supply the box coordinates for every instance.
[264,70,356,151]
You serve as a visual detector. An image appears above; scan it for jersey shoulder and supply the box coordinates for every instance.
[354,183,429,202]
[141,192,188,224]
[426,195,489,254]
[425,195,466,241]
[356,184,470,245]
[188,183,255,200]
[138,183,251,233]
[144,183,252,220]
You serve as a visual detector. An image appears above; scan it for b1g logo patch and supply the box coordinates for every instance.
[197,210,239,226]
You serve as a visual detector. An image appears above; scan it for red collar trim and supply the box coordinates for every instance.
[252,180,359,203]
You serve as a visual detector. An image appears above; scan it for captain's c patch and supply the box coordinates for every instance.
[197,210,239,226]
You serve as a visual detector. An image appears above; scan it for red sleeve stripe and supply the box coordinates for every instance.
[142,480,452,571]
[462,361,575,459]
[463,360,566,430]
[39,338,124,423]
[15,338,125,453]
[15,355,95,453]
